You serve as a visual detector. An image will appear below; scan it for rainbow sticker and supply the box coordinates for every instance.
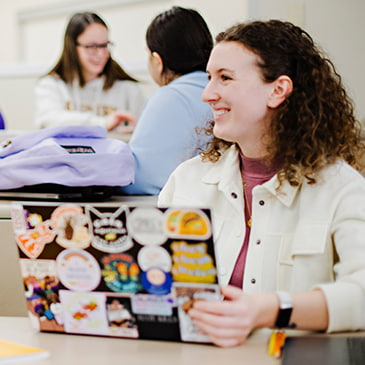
[56,249,101,291]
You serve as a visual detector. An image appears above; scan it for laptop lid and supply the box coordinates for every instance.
[10,201,220,343]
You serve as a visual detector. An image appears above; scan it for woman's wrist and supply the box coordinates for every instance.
[252,292,281,329]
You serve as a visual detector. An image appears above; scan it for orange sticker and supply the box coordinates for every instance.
[16,222,55,259]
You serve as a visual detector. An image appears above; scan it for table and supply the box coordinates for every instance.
[0,317,279,365]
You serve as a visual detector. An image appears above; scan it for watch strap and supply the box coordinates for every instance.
[275,291,293,329]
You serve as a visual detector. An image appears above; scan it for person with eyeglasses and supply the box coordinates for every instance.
[34,12,145,133]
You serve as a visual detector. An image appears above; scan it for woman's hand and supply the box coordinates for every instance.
[106,110,136,133]
[188,285,278,348]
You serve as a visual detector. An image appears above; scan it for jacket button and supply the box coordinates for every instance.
[256,239,261,245]
[251,278,256,284]
[231,192,238,199]
[259,200,265,206]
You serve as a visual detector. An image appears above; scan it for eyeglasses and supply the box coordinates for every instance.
[76,41,114,54]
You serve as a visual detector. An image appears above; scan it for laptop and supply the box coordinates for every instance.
[0,184,118,202]
[10,201,220,343]
[282,336,365,365]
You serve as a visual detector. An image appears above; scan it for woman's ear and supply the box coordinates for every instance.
[268,75,293,108]
[151,51,164,74]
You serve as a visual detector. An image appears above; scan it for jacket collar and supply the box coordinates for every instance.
[201,144,300,207]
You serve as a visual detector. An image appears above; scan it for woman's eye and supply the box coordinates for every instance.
[221,75,231,81]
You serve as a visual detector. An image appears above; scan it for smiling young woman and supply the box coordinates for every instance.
[34,12,145,133]
[158,20,365,348]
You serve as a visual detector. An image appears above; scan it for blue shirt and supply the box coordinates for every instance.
[121,71,213,195]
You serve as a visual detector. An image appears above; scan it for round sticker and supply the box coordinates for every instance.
[100,253,142,293]
[56,249,101,291]
[137,246,172,272]
[141,268,172,295]
[127,208,167,246]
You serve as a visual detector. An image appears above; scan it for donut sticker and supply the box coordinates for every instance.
[164,209,211,240]
[101,253,142,293]
[56,249,101,291]
[51,205,91,249]
[128,207,167,246]
[86,206,132,253]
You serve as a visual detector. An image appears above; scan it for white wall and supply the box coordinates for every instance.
[0,0,247,129]
[255,0,365,124]
[0,0,364,129]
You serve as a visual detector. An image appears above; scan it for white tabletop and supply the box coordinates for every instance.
[0,317,278,365]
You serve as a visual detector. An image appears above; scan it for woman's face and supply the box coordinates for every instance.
[202,41,275,157]
[76,23,110,83]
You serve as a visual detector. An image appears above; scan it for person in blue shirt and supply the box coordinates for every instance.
[120,6,213,195]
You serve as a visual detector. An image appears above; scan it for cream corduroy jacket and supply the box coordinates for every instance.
[158,144,365,333]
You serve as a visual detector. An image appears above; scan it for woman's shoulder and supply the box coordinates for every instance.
[317,160,365,188]
[112,79,142,90]
[172,145,238,176]
[35,74,69,94]
[37,74,65,86]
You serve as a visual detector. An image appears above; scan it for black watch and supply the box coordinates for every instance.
[274,291,293,329]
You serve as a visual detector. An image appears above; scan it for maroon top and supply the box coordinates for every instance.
[229,153,279,288]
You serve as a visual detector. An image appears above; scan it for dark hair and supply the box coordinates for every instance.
[146,6,213,79]
[202,20,364,186]
[47,12,137,90]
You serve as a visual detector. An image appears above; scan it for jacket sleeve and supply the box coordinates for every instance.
[34,76,105,128]
[314,174,365,332]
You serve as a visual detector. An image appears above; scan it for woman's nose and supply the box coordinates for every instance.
[202,80,218,103]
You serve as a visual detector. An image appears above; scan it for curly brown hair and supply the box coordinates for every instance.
[201,20,364,186]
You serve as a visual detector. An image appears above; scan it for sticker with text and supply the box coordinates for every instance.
[56,249,101,291]
[86,206,132,253]
[128,207,167,245]
[170,241,217,283]
[131,294,174,316]
[101,253,142,293]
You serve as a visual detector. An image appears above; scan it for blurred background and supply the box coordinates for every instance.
[0,0,364,130]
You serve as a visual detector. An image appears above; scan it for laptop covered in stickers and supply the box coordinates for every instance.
[10,202,220,344]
